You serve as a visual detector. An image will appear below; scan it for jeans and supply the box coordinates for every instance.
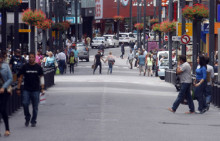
[0,91,10,131]
[172,83,195,112]
[108,63,113,74]
[194,80,207,112]
[93,62,102,74]
[205,85,212,104]
[120,52,124,58]
[22,90,40,124]
[58,60,65,74]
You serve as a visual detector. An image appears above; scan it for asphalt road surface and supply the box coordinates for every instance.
[1,46,220,141]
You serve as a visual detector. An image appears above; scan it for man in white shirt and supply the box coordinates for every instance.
[57,51,66,75]
[205,57,214,110]
[128,50,134,69]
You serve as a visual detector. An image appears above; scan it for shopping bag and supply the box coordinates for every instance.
[56,68,60,75]
[40,93,46,104]
[91,64,95,69]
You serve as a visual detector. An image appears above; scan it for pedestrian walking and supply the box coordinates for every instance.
[105,51,115,74]
[168,55,195,114]
[137,51,146,76]
[36,51,43,66]
[128,50,134,69]
[57,50,66,75]
[145,54,153,76]
[194,55,207,114]
[0,53,13,136]
[205,57,214,110]
[17,52,44,127]
[69,52,75,74]
[98,43,105,56]
[45,52,57,68]
[120,42,125,59]
[9,49,26,74]
[93,51,104,75]
[73,46,79,66]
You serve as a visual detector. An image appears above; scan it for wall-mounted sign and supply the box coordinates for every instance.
[95,0,103,19]
[121,0,129,6]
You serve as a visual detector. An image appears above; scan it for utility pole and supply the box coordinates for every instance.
[209,0,215,66]
[14,5,19,51]
[1,0,7,51]
[153,0,157,40]
[168,0,173,69]
[137,0,140,49]
[158,0,162,49]
[30,0,36,53]
[75,0,78,42]
[181,0,186,55]
[143,0,146,50]
[59,0,63,50]
[129,0,133,32]
[42,0,47,54]
[49,0,53,52]
[117,0,120,40]
[192,0,199,74]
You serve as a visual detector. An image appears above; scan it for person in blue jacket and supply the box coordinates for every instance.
[0,53,13,136]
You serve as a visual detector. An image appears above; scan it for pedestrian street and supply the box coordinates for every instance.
[1,51,220,141]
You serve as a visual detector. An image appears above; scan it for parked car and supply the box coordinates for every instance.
[91,37,109,49]
[119,32,136,45]
[76,42,89,62]
[103,34,119,48]
[158,59,169,80]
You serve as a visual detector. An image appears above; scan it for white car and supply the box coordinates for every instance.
[91,37,109,49]
[103,34,119,48]
[119,33,136,45]
[158,59,169,80]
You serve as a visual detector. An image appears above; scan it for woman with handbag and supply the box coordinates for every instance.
[0,53,13,136]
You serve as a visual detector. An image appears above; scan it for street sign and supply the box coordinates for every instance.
[177,23,193,36]
[181,35,191,44]
[164,35,168,41]
[172,36,181,41]
[19,29,31,32]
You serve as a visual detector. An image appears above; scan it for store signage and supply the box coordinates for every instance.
[121,0,129,6]
[19,29,31,33]
[95,0,103,19]
[164,35,168,41]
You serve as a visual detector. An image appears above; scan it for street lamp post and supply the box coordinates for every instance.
[158,0,162,49]
[209,0,215,66]
[181,0,186,55]
[129,0,133,32]
[168,0,173,69]
[49,0,53,52]
[1,0,7,51]
[143,0,146,50]
[30,0,36,53]
[14,5,19,52]
[75,0,78,42]
[117,0,120,40]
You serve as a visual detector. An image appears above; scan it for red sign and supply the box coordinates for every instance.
[164,35,168,41]
[181,35,191,44]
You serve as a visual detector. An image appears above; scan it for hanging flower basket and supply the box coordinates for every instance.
[37,19,53,30]
[0,0,21,9]
[62,21,71,31]
[152,23,161,33]
[22,9,46,26]
[150,19,159,25]
[52,23,65,31]
[182,3,209,21]
[160,20,176,33]
[113,15,124,21]
[134,23,144,30]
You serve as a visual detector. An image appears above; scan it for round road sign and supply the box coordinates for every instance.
[181,35,191,44]
[164,35,168,41]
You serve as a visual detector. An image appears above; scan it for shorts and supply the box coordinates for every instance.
[139,65,144,72]
[147,65,152,70]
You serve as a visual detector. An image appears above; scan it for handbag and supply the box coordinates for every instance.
[92,64,95,69]
[40,93,46,104]
[56,68,60,75]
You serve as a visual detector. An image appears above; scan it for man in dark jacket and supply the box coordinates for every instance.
[120,42,125,59]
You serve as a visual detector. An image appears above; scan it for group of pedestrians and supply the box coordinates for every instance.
[168,55,215,114]
[0,50,44,137]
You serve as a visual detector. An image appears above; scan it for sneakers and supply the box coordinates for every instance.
[168,108,175,113]
[25,121,29,127]
[31,123,36,127]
